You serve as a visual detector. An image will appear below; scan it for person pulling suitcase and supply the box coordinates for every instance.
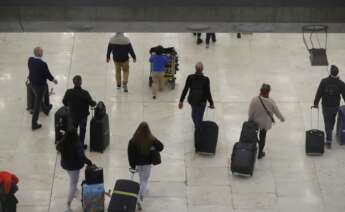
[127,122,164,210]
[62,75,96,150]
[178,62,215,130]
[248,84,285,159]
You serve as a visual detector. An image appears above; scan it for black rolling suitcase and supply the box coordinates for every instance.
[54,106,73,144]
[231,141,257,176]
[306,107,324,155]
[239,121,258,143]
[85,165,104,185]
[108,178,140,212]
[195,121,219,155]
[90,102,110,153]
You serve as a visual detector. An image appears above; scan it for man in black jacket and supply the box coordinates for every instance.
[178,62,215,129]
[28,47,58,130]
[106,33,136,93]
[63,75,96,149]
[313,65,345,148]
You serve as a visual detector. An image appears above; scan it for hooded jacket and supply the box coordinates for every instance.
[106,33,136,62]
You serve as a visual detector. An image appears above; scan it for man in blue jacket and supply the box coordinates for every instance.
[28,47,58,130]
[149,47,171,99]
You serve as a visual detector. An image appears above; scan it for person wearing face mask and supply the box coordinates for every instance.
[313,65,345,149]
[248,83,285,159]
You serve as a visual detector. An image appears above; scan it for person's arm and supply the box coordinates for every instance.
[78,146,92,166]
[205,77,214,107]
[341,81,345,102]
[44,63,55,82]
[179,75,192,103]
[62,91,68,106]
[106,43,112,61]
[271,99,285,122]
[128,43,136,61]
[127,139,136,169]
[248,98,255,121]
[153,138,164,152]
[86,91,97,107]
[313,80,324,107]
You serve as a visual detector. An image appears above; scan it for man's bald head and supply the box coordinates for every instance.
[33,47,43,58]
[195,62,204,74]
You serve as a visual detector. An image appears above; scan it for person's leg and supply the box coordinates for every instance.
[206,33,211,47]
[138,165,151,200]
[258,129,267,159]
[66,170,80,206]
[79,117,88,148]
[122,61,130,92]
[151,72,159,98]
[158,72,164,91]
[31,85,45,129]
[323,106,339,146]
[115,62,122,88]
[212,33,216,42]
[191,104,206,129]
[197,33,202,44]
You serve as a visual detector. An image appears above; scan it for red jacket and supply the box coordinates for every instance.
[0,171,19,194]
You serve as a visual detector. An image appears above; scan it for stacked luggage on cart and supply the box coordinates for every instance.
[149,45,179,89]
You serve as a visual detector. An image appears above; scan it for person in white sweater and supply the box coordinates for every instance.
[248,84,285,159]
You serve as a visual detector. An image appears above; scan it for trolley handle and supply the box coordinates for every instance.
[310,106,320,130]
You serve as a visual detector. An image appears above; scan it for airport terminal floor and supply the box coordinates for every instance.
[1,33,345,212]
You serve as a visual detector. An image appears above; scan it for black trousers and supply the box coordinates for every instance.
[73,117,88,146]
[206,33,216,44]
[31,84,48,126]
[258,129,267,153]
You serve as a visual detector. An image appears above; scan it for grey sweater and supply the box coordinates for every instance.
[248,96,285,130]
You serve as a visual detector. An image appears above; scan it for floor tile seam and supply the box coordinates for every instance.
[48,34,76,212]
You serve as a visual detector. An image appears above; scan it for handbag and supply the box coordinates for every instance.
[258,96,275,123]
[151,147,161,166]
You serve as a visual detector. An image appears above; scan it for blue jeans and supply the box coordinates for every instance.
[322,106,339,143]
[191,103,206,129]
[73,117,87,146]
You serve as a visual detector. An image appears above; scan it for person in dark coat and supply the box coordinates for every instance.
[106,33,136,92]
[178,62,215,129]
[56,129,92,211]
[0,171,19,212]
[313,65,345,149]
[128,122,163,210]
[63,75,96,150]
[28,47,58,130]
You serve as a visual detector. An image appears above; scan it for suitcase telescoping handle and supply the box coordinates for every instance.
[310,106,320,130]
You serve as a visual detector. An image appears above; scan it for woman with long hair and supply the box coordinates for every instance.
[128,122,164,210]
[56,129,92,211]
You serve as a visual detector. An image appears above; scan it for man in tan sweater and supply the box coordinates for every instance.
[248,84,285,159]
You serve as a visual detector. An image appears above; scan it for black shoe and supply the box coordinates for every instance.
[237,33,241,39]
[32,124,42,130]
[153,96,156,99]
[117,84,121,89]
[258,152,266,159]
[197,39,203,45]
[83,145,88,150]
[325,143,332,149]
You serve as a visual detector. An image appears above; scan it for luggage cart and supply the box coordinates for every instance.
[149,46,179,90]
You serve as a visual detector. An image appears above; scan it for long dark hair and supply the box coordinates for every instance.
[60,129,80,160]
[132,122,154,155]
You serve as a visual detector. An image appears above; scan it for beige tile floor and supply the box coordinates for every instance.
[1,33,345,212]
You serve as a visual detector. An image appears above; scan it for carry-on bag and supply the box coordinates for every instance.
[108,172,140,212]
[54,106,73,144]
[239,121,258,143]
[85,165,104,185]
[90,102,110,153]
[336,105,345,145]
[231,141,257,176]
[195,121,219,155]
[306,107,324,155]
[82,182,105,212]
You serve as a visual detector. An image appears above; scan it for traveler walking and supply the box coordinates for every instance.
[62,75,96,150]
[127,122,164,210]
[0,171,19,212]
[106,33,136,92]
[56,129,93,212]
[28,47,58,130]
[149,46,171,99]
[248,83,285,159]
[313,65,345,149]
[178,62,214,129]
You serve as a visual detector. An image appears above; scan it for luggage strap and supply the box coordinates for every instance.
[113,190,137,198]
